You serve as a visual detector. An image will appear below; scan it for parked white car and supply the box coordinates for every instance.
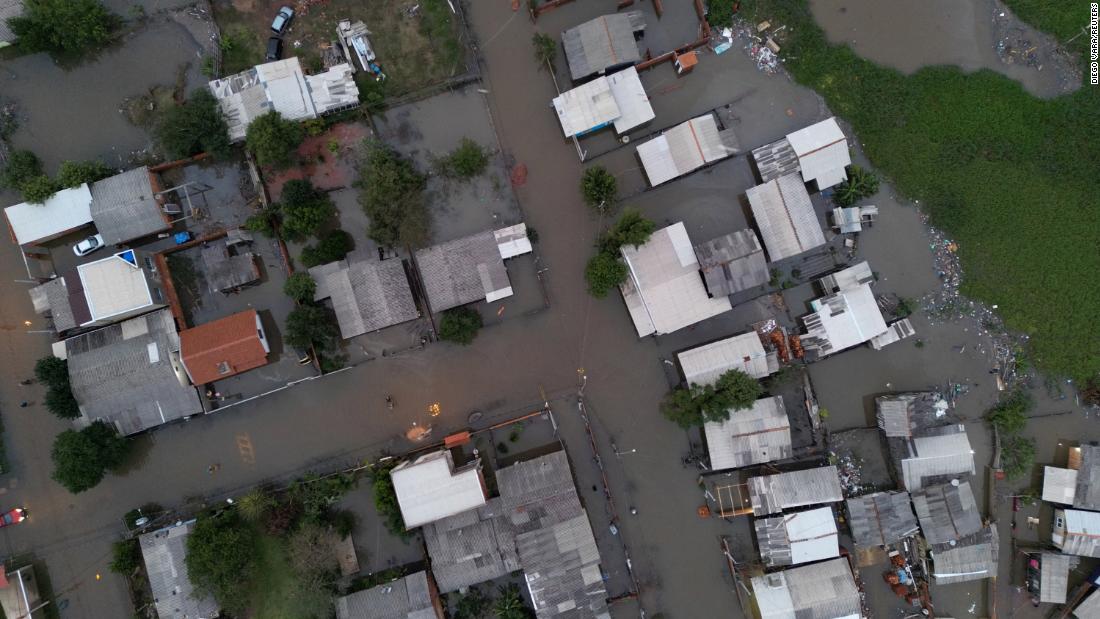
[73,234,105,257]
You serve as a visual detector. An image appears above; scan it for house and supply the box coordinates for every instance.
[1053,509,1100,557]
[310,257,418,339]
[1074,586,1100,618]
[1074,445,1100,510]
[929,524,999,584]
[562,12,644,81]
[678,332,778,386]
[693,229,770,297]
[800,284,888,358]
[64,308,203,435]
[754,506,839,567]
[750,557,861,619]
[414,229,513,313]
[0,0,22,48]
[199,231,261,294]
[746,173,826,261]
[335,570,444,619]
[875,392,949,438]
[703,396,792,471]
[89,166,171,245]
[845,491,919,548]
[180,309,270,386]
[1039,552,1075,604]
[912,481,983,545]
[391,450,487,529]
[832,205,878,234]
[551,67,654,138]
[4,184,94,246]
[1043,466,1079,505]
[422,450,610,618]
[869,318,916,350]
[139,520,220,619]
[817,261,873,294]
[209,57,359,141]
[749,466,843,517]
[0,565,41,619]
[636,113,740,186]
[752,117,852,190]
[619,222,732,337]
[895,425,976,491]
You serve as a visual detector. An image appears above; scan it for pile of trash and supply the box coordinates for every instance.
[726,21,784,75]
[830,450,864,495]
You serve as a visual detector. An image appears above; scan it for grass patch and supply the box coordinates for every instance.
[1002,1,1093,57]
[740,0,1100,381]
[251,529,314,619]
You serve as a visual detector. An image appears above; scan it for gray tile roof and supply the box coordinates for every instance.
[423,498,519,592]
[876,392,948,438]
[693,229,770,297]
[65,308,203,435]
[562,12,643,81]
[912,481,982,545]
[751,137,800,184]
[199,239,260,293]
[335,570,440,619]
[1040,552,1075,604]
[1074,445,1100,510]
[311,258,418,338]
[930,524,998,584]
[846,491,919,548]
[29,276,78,333]
[89,167,169,245]
[139,520,219,619]
[414,231,510,313]
[749,466,844,516]
[751,557,860,619]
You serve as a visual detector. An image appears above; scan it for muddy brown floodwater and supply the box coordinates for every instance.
[809,0,1080,98]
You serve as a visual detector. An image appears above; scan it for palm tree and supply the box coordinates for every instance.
[493,584,530,619]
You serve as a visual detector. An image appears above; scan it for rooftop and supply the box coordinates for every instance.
[749,466,844,517]
[785,117,851,190]
[1055,508,1100,558]
[65,308,203,435]
[752,137,800,184]
[334,570,440,619]
[391,450,487,529]
[703,396,792,471]
[415,230,512,313]
[678,331,778,386]
[1043,466,1078,505]
[751,557,860,619]
[875,392,949,438]
[1075,587,1100,619]
[76,250,158,324]
[845,491,919,548]
[619,222,732,337]
[1040,552,1075,604]
[754,506,839,567]
[3,184,93,245]
[817,261,874,294]
[929,524,999,584]
[693,229,770,297]
[199,234,261,293]
[912,480,982,545]
[562,12,643,81]
[636,113,739,186]
[310,257,418,338]
[89,166,169,245]
[898,425,975,491]
[29,276,79,333]
[180,309,269,386]
[801,284,888,358]
[1075,445,1100,510]
[551,67,654,138]
[746,173,826,261]
[139,520,219,619]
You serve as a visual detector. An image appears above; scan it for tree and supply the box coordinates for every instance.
[43,385,80,419]
[300,229,354,267]
[286,522,341,607]
[986,390,1031,434]
[584,252,628,298]
[439,138,489,179]
[21,174,58,204]
[246,110,304,168]
[34,355,69,386]
[532,32,557,69]
[284,272,317,303]
[605,209,655,250]
[109,539,141,575]
[278,180,334,241]
[494,584,532,619]
[35,356,80,419]
[1002,435,1036,479]
[57,160,113,188]
[357,140,429,248]
[244,208,280,237]
[8,0,117,57]
[371,466,407,537]
[51,421,130,493]
[438,306,483,345]
[454,586,490,619]
[186,513,256,615]
[712,369,763,412]
[705,0,736,27]
[580,166,616,211]
[285,304,339,352]
[155,89,231,159]
[660,370,762,428]
[834,164,880,207]
[236,488,275,523]
[0,150,43,190]
[661,387,702,429]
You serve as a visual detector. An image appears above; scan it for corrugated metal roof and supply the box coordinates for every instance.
[1075,445,1100,510]
[679,331,776,385]
[391,450,487,529]
[89,167,169,245]
[562,13,642,81]
[750,466,844,516]
[619,222,731,337]
[552,77,619,138]
[912,481,982,544]
[334,570,438,619]
[754,506,839,567]
[139,520,219,619]
[930,524,999,584]
[606,67,654,134]
[495,223,533,259]
[875,392,948,438]
[305,63,360,114]
[1075,587,1100,619]
[751,557,860,619]
[1040,552,1074,604]
[3,184,94,245]
[636,114,738,186]
[846,491,919,548]
[900,426,975,490]
[817,261,874,294]
[752,137,800,184]
[747,173,826,261]
[200,239,260,293]
[785,117,851,190]
[704,396,792,471]
[1059,509,1100,557]
[801,284,888,357]
[415,230,512,312]
[310,258,418,339]
[869,317,916,350]
[1045,466,1078,505]
[693,229,769,297]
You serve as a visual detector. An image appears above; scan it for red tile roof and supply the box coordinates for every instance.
[180,309,268,385]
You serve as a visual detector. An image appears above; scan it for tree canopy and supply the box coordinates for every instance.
[604,208,655,250]
[300,229,354,268]
[277,180,335,241]
[660,370,763,428]
[986,390,1031,434]
[580,166,617,211]
[155,89,231,159]
[438,306,483,345]
[532,32,557,69]
[357,140,429,248]
[35,356,80,419]
[8,0,118,57]
[584,252,628,298]
[285,304,340,352]
[283,272,317,303]
[246,110,304,168]
[438,138,489,179]
[57,160,113,188]
[185,513,257,614]
[20,174,58,204]
[0,150,43,191]
[51,422,130,493]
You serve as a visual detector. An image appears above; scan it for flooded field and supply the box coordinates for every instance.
[808,0,1080,97]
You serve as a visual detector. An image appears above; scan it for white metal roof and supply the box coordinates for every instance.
[391,450,487,529]
[494,223,533,259]
[752,557,860,619]
[747,173,826,261]
[704,396,791,471]
[304,63,360,114]
[4,184,94,245]
[76,250,155,323]
[781,507,839,565]
[552,77,619,138]
[255,58,317,120]
[803,284,888,354]
[678,331,776,385]
[1076,588,1100,619]
[1044,466,1078,505]
[619,222,731,337]
[901,429,976,490]
[636,114,734,186]
[606,67,654,134]
[786,117,851,189]
[1065,508,1100,534]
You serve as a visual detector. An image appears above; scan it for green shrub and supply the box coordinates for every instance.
[532,32,557,68]
[300,230,354,268]
[285,305,340,352]
[358,140,429,248]
[584,252,628,298]
[109,539,141,575]
[580,166,617,211]
[20,174,58,204]
[833,164,880,207]
[244,209,280,237]
[246,111,304,168]
[438,306,483,345]
[283,273,317,303]
[51,421,130,493]
[57,160,113,188]
[1002,435,1036,479]
[0,150,43,190]
[439,138,490,179]
[155,89,231,159]
[277,180,335,241]
[986,390,1032,434]
[8,0,118,58]
[706,0,737,27]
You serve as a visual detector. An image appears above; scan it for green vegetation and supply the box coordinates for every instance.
[369,463,408,538]
[51,421,130,493]
[705,0,737,27]
[421,0,462,75]
[453,586,491,619]
[355,75,387,113]
[238,488,276,523]
[284,273,317,303]
[154,89,231,159]
[438,138,490,179]
[285,305,340,353]
[109,539,141,575]
[895,297,915,319]
[584,209,656,298]
[1002,435,1036,479]
[661,369,764,428]
[34,356,80,419]
[277,180,335,241]
[244,208,280,238]
[532,32,557,68]
[603,209,656,249]
[584,252,628,298]
[833,164,880,207]
[438,306,484,345]
[8,0,118,59]
[20,174,58,204]
[580,166,617,211]
[986,390,1032,434]
[357,140,429,248]
[246,111,304,168]
[740,0,1100,381]
[493,584,533,619]
[187,512,257,615]
[57,160,113,188]
[300,230,355,268]
[0,150,43,192]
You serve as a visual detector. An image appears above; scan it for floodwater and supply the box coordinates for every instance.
[808,0,1079,98]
